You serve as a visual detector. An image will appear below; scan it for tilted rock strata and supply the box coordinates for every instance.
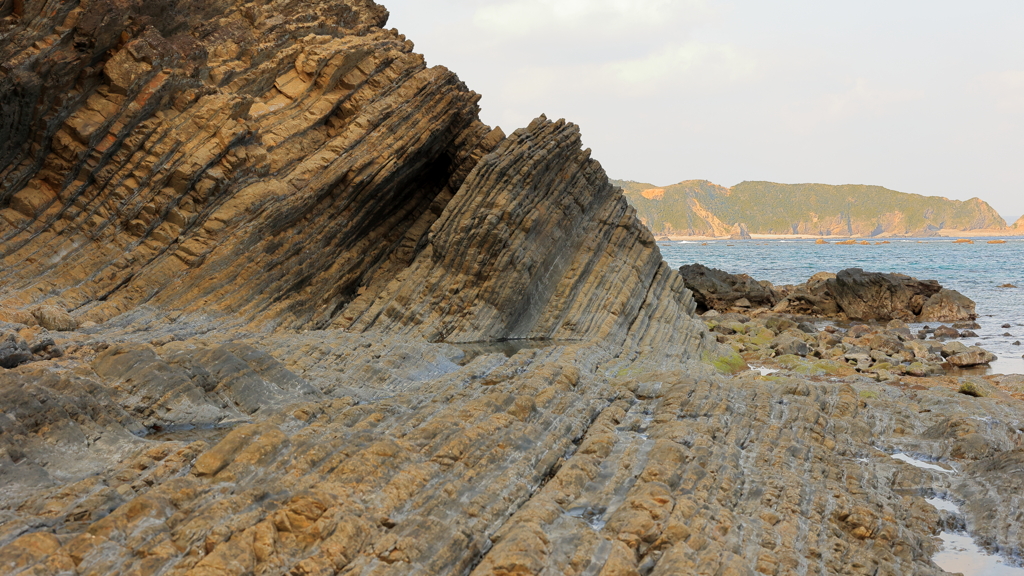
[3,330,1024,576]
[0,0,700,358]
[1,0,501,332]
[0,1,1022,575]
[346,117,703,355]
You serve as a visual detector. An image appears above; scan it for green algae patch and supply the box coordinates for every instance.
[958,380,989,398]
[859,390,879,399]
[723,321,748,334]
[747,327,776,347]
[774,355,856,377]
[705,349,748,374]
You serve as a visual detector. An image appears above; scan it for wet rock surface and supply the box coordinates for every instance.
[0,1,1022,575]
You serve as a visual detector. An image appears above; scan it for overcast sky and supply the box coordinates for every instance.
[384,1,1024,223]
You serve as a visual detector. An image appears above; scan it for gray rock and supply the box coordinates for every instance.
[797,322,818,334]
[919,289,977,322]
[0,335,34,369]
[906,361,943,377]
[765,316,798,334]
[952,321,982,330]
[678,264,780,313]
[941,341,969,358]
[771,335,811,357]
[868,333,906,355]
[827,268,940,322]
[869,350,893,363]
[947,347,998,367]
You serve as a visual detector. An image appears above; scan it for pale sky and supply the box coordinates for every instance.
[384,1,1024,224]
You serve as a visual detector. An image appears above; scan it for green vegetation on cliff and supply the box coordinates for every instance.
[614,179,1007,237]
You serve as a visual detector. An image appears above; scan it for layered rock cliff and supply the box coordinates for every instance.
[616,179,1009,237]
[2,2,1024,576]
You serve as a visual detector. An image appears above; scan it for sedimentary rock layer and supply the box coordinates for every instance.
[1,0,501,332]
[4,330,1024,576]
[2,2,1024,576]
[345,116,701,353]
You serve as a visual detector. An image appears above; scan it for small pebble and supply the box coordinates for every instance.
[1003,323,1012,329]
[1003,332,1013,337]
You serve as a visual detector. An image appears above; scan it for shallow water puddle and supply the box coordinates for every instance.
[925,496,1024,574]
[925,497,959,513]
[891,452,954,473]
[933,533,1024,575]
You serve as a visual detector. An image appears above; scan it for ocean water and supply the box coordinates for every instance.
[658,238,1024,374]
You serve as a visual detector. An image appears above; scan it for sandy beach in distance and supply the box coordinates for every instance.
[659,228,1024,241]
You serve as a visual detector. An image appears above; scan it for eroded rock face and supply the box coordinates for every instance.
[827,268,941,322]
[677,263,780,313]
[692,267,977,323]
[0,1,1021,575]
[1,0,499,332]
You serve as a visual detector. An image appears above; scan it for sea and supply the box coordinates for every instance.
[658,237,1024,375]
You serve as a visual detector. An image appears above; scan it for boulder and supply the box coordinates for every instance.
[868,333,905,356]
[958,379,996,398]
[906,361,944,377]
[797,322,818,334]
[953,321,981,330]
[941,341,970,358]
[848,325,872,339]
[826,268,941,322]
[886,319,912,337]
[773,272,840,316]
[29,306,78,332]
[919,289,977,322]
[678,264,780,313]
[933,326,960,339]
[947,348,998,367]
[0,334,34,369]
[770,335,811,357]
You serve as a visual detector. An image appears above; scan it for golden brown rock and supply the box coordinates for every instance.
[0,2,1023,576]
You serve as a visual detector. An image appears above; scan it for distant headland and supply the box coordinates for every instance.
[613,179,1020,240]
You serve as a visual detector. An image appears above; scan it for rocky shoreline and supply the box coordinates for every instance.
[1,1,1023,575]
[679,264,1008,377]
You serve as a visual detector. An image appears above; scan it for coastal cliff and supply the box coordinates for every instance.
[616,179,1009,237]
[2,2,1024,576]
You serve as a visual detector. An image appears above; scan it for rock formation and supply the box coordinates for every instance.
[677,263,779,313]
[615,179,1010,237]
[680,266,977,323]
[1,2,1023,576]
